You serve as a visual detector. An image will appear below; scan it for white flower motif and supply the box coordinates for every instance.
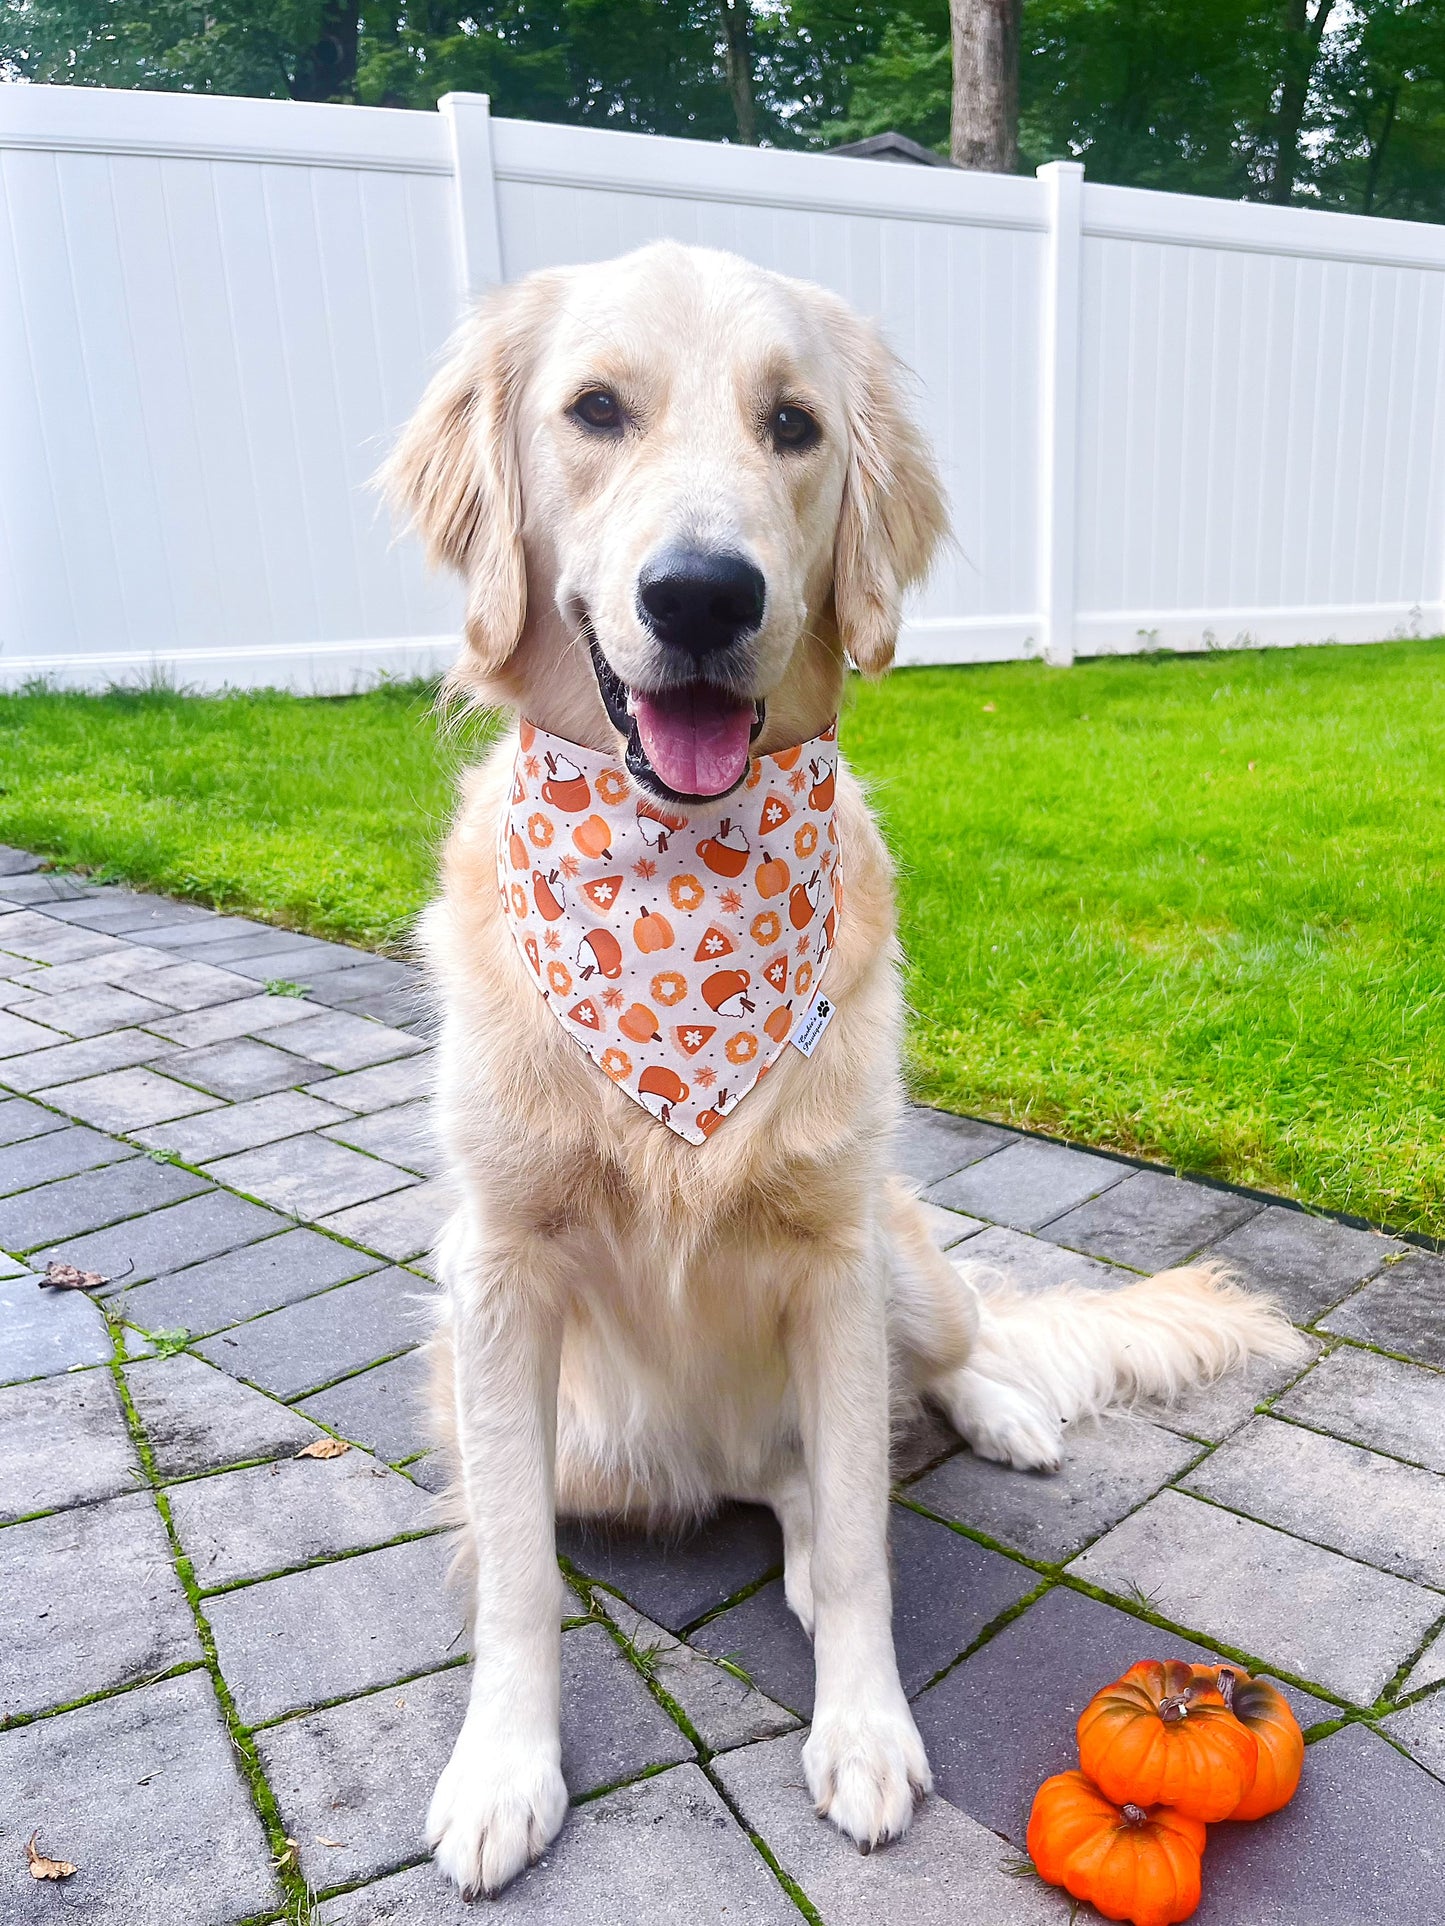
[683,1029,703,1048]
[704,934,725,954]
[593,881,615,903]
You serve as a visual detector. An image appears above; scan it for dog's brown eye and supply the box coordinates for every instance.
[571,390,624,433]
[770,404,819,452]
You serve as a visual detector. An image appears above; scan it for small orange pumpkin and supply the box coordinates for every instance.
[1190,1666,1303,1821]
[1078,1660,1258,1822]
[1028,1771,1205,1926]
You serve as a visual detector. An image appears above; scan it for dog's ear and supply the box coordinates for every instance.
[828,309,948,678]
[381,278,548,678]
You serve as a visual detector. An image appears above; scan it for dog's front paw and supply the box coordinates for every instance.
[427,1721,568,1898]
[803,1696,932,1852]
[943,1368,1064,1472]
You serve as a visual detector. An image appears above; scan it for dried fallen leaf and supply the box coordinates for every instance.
[315,1836,348,1849]
[39,1261,107,1292]
[295,1437,350,1460]
[27,1832,77,1881]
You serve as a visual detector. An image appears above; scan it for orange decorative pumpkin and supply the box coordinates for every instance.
[1028,1771,1205,1926]
[572,815,612,861]
[1190,1666,1303,1821]
[1078,1660,1258,1823]
[633,909,675,953]
[618,1003,661,1043]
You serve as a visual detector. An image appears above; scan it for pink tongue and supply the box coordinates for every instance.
[632,687,755,797]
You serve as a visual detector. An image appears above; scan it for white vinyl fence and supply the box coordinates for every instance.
[3,83,1445,690]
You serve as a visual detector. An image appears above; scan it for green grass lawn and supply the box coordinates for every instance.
[3,641,1444,1236]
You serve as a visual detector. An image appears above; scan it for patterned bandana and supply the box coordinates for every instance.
[498,718,843,1144]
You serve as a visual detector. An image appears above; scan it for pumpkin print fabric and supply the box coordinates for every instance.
[498,717,843,1145]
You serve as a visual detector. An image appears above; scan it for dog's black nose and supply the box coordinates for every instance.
[637,548,765,659]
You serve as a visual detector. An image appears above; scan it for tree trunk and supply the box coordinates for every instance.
[950,0,1022,173]
[1361,87,1398,214]
[292,0,360,102]
[720,0,757,146]
[1267,0,1335,204]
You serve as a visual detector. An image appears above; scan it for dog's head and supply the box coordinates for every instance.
[384,242,946,804]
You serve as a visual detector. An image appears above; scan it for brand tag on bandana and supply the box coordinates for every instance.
[497,718,843,1144]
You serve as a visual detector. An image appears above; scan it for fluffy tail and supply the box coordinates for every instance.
[938,1265,1308,1471]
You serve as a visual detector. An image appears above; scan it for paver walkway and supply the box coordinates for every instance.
[1,849,1443,1925]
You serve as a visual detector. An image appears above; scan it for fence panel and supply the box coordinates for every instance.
[2,83,1444,690]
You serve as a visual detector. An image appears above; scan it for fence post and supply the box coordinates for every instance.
[439,92,504,303]
[1037,160,1084,668]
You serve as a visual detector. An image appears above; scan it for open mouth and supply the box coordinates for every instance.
[587,632,765,804]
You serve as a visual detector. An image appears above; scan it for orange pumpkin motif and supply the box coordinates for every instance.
[619,1003,662,1043]
[1189,1667,1303,1821]
[1078,1660,1258,1823]
[508,831,529,871]
[633,909,675,953]
[1028,1771,1205,1926]
[572,815,612,861]
[755,854,790,899]
[764,1005,792,1043]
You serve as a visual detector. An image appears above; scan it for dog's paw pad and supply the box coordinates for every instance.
[427,1731,568,1898]
[804,1701,931,1851]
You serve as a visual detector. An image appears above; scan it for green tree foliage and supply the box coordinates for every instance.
[4,0,1444,219]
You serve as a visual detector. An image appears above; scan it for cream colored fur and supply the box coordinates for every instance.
[383,242,1306,1900]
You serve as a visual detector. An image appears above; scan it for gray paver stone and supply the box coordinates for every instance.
[558,1501,782,1632]
[0,1490,201,1719]
[1274,1344,1445,1472]
[136,1088,350,1162]
[320,1177,453,1262]
[126,958,256,1010]
[1383,1691,1445,1784]
[260,1624,690,1890]
[714,1732,1062,1926]
[0,1026,176,1093]
[0,1096,67,1145]
[1183,1414,1445,1588]
[1209,1205,1404,1320]
[3,983,175,1036]
[1403,1627,1445,1695]
[591,1591,800,1753]
[915,1200,985,1249]
[951,1223,1136,1294]
[1321,1248,1445,1367]
[205,1531,467,1725]
[0,1156,205,1252]
[688,1577,815,1715]
[0,1367,138,1520]
[890,1502,1038,1691]
[162,1035,338,1099]
[0,1012,68,1058]
[1069,1487,1441,1704]
[0,1271,113,1384]
[318,1764,796,1925]
[0,1670,280,1925]
[305,1054,434,1114]
[925,1138,1126,1231]
[195,1267,435,1400]
[911,1584,1335,1846]
[1142,1334,1322,1444]
[120,1226,380,1337]
[1041,1168,1262,1271]
[323,1100,440,1175]
[169,1447,432,1589]
[44,1064,223,1131]
[126,1351,322,1476]
[132,914,272,951]
[144,992,332,1046]
[205,1134,416,1218]
[1197,1722,1445,1923]
[297,1347,434,1465]
[49,1187,289,1293]
[260,1009,424,1071]
[911,1410,1202,1561]
[0,1122,134,1195]
[893,1107,1016,1186]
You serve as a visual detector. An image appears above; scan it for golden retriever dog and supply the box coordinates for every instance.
[384,241,1302,1900]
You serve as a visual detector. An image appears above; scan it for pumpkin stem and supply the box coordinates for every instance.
[1158,1693,1191,1723]
[1216,1667,1238,1711]
[1121,1803,1149,1827]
